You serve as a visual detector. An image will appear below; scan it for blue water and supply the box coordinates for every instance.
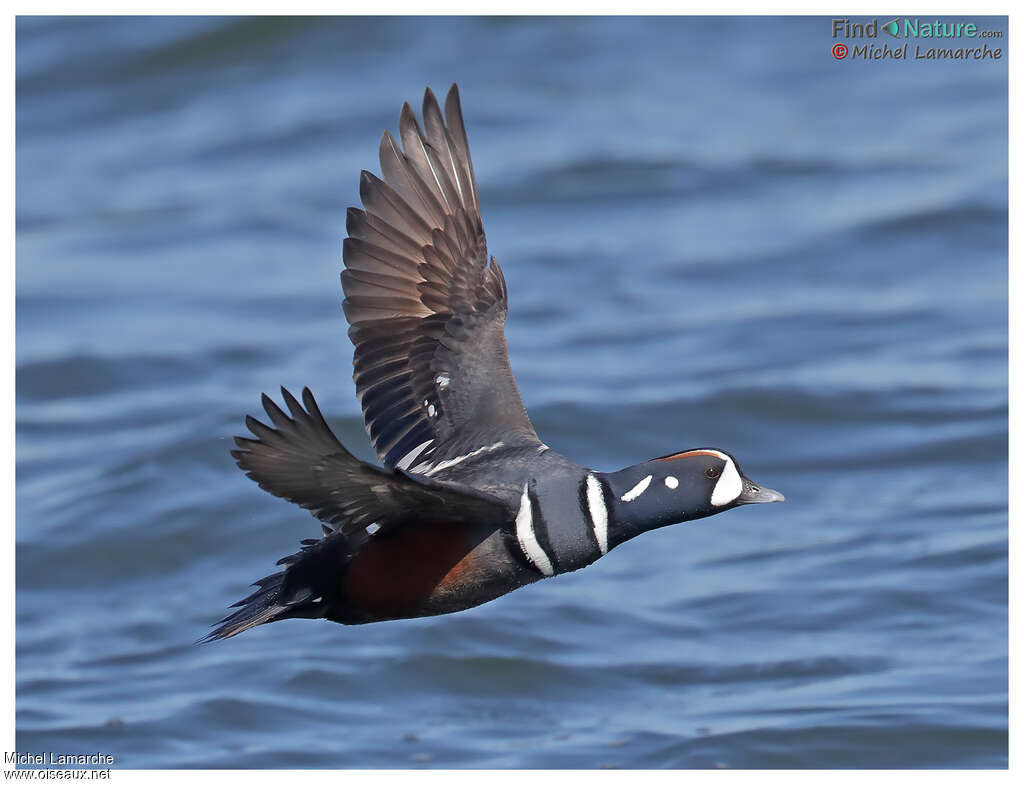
[16,16,1007,768]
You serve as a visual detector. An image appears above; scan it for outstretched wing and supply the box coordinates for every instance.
[342,84,540,471]
[231,387,512,540]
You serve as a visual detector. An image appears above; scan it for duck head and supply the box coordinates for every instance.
[601,448,784,550]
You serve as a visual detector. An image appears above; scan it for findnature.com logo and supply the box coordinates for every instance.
[830,17,1003,61]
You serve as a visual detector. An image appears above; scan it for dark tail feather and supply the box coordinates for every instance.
[198,572,292,643]
[198,536,347,644]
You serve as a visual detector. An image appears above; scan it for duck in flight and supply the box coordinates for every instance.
[203,84,784,642]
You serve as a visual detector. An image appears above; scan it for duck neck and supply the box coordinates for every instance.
[600,461,714,550]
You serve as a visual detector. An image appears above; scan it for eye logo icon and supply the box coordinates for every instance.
[881,18,901,37]
[832,43,848,59]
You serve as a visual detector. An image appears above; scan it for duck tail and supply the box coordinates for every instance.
[198,536,344,643]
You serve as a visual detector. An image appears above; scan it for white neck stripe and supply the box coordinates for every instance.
[585,474,608,555]
[515,483,554,576]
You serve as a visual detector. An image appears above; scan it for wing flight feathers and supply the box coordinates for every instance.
[341,84,539,470]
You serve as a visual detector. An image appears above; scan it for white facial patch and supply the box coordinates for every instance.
[710,456,743,507]
[664,476,678,489]
[621,474,652,502]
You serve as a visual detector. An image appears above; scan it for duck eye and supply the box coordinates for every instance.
[704,466,721,479]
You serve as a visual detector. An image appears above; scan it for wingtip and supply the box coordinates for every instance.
[261,392,289,425]
[280,386,304,418]
[279,385,296,404]
[400,101,418,127]
[379,129,400,156]
[423,86,441,117]
[358,169,375,194]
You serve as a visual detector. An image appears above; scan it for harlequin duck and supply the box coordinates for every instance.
[203,84,783,641]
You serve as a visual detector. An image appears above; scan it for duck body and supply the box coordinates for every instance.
[203,85,783,642]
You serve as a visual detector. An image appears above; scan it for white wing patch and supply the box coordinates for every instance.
[395,439,434,471]
[410,440,504,477]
